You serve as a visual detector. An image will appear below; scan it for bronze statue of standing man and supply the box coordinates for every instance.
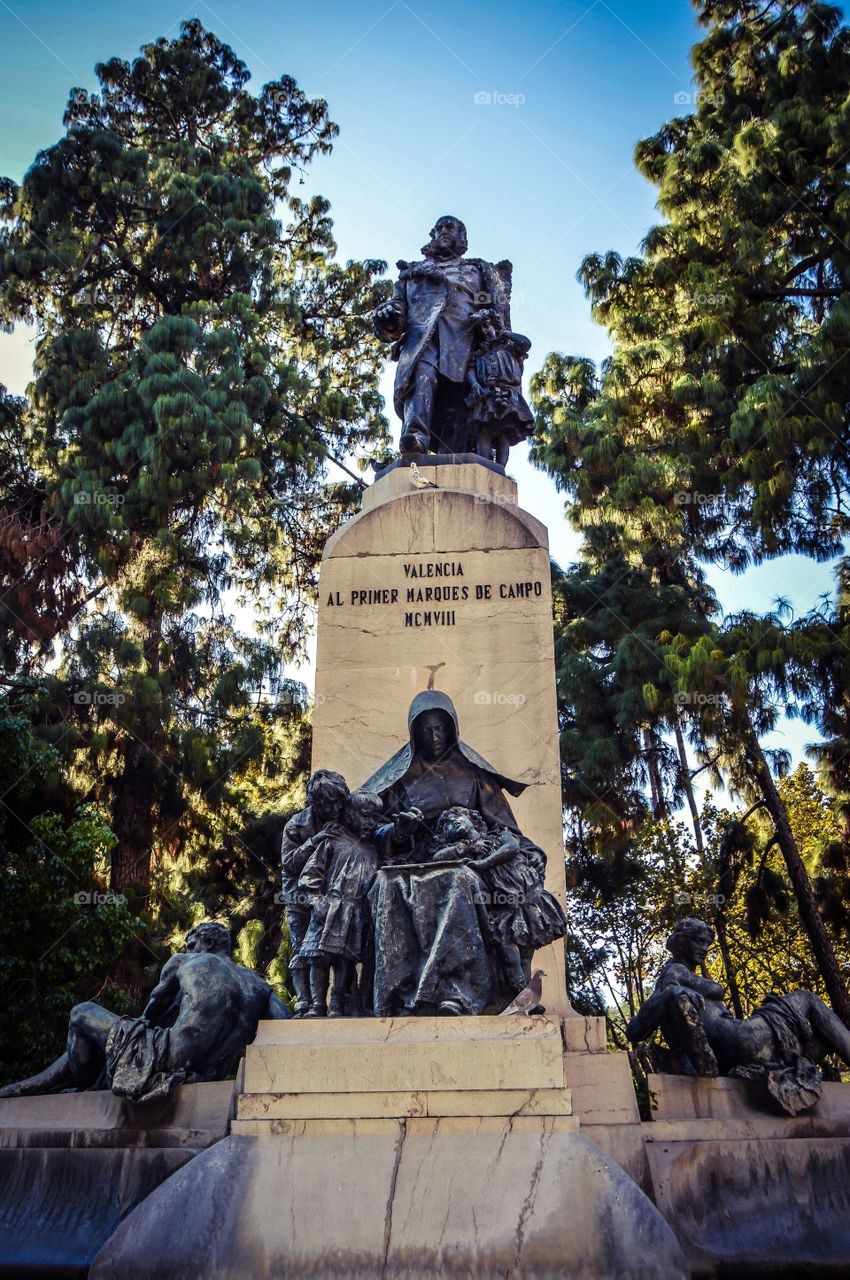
[373,216,531,460]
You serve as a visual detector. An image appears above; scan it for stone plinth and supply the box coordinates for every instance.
[643,1073,850,1276]
[234,1015,573,1130]
[243,1014,565,1098]
[0,1081,234,1277]
[85,1020,688,1278]
[312,461,569,1014]
[91,1127,687,1280]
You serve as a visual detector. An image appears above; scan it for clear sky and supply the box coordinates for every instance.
[0,0,829,771]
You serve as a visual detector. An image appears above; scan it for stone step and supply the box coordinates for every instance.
[251,1013,562,1046]
[648,1071,850,1123]
[230,1114,580,1138]
[236,1086,572,1121]
[244,1015,566,1095]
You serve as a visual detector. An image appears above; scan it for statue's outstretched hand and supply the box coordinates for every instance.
[374,301,403,338]
[394,808,425,841]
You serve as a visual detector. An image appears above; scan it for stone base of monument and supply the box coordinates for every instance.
[643,1072,850,1277]
[87,1016,690,1279]
[0,1080,235,1277]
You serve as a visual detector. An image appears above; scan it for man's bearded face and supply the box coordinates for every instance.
[430,219,464,258]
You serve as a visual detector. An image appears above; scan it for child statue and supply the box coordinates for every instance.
[465,308,534,465]
[428,806,567,998]
[296,789,384,1018]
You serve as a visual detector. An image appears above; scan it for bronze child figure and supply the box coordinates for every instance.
[465,308,534,465]
[428,806,566,999]
[296,789,384,1018]
[280,769,350,1016]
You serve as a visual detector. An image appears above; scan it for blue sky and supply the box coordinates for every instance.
[0,0,831,770]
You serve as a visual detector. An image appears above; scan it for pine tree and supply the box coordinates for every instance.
[531,0,850,1022]
[0,22,389,925]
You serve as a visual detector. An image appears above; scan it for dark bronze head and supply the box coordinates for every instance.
[423,215,468,260]
[186,920,231,955]
[345,789,383,837]
[667,917,714,968]
[307,768,349,822]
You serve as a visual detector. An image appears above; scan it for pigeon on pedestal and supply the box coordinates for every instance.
[409,462,438,489]
[499,969,546,1016]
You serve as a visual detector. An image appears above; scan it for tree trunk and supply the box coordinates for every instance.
[643,727,664,817]
[673,713,704,855]
[746,730,850,1026]
[109,735,155,893]
[672,717,743,1013]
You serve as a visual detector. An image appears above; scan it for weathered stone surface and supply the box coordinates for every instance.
[563,1050,641,1126]
[244,1014,565,1095]
[235,1085,572,1121]
[230,1114,580,1137]
[646,1136,850,1277]
[650,1070,850,1123]
[0,1146,195,1277]
[0,1079,235,1149]
[313,464,568,1014]
[90,1128,689,1279]
[561,1014,606,1053]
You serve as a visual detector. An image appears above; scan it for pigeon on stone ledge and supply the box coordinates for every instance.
[409,462,438,489]
[499,969,546,1016]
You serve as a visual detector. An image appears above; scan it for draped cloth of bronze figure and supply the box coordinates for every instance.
[363,691,531,1015]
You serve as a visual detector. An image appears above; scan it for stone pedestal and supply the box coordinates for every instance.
[89,1021,688,1279]
[312,460,569,1014]
[0,1081,234,1277]
[642,1072,850,1276]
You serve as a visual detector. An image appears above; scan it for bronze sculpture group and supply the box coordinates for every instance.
[282,691,567,1019]
[373,215,534,462]
[628,917,850,1114]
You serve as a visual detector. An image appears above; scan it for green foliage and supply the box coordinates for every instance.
[0,20,389,963]
[533,0,850,1019]
[0,702,142,1082]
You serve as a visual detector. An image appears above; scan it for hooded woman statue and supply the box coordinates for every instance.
[363,689,525,855]
[363,691,546,1016]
